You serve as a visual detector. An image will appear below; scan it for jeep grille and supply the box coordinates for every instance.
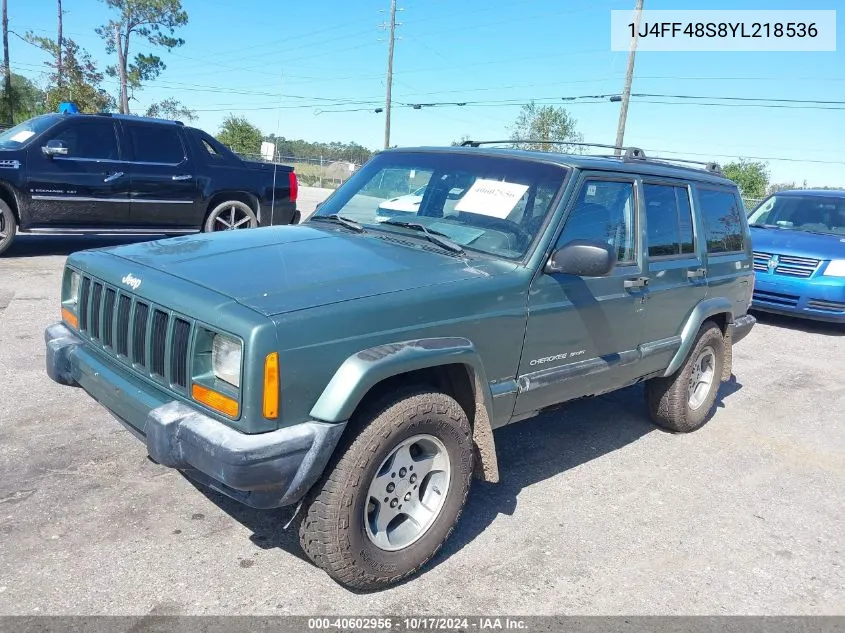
[75,274,193,391]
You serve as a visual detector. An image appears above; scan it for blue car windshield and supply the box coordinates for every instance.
[311,151,569,260]
[0,114,61,149]
[749,194,845,237]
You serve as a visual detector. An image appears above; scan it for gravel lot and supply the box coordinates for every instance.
[0,189,842,615]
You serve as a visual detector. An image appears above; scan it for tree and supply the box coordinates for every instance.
[145,97,195,122]
[723,159,770,199]
[25,35,114,113]
[509,101,583,152]
[0,74,46,123]
[96,0,188,114]
[217,115,262,157]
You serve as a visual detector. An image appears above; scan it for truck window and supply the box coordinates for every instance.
[642,183,695,257]
[557,179,636,265]
[126,124,185,164]
[49,120,119,160]
[698,188,745,253]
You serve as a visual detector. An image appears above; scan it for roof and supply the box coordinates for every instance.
[384,145,735,186]
[50,112,184,126]
[771,189,845,198]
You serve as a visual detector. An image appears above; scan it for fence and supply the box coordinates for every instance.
[743,198,763,213]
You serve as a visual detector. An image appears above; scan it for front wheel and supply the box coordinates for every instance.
[645,321,726,433]
[203,200,257,232]
[0,199,17,256]
[299,388,474,591]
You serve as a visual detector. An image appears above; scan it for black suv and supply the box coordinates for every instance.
[0,113,299,255]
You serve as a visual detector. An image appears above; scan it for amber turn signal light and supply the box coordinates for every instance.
[263,352,280,419]
[61,307,79,329]
[192,383,239,417]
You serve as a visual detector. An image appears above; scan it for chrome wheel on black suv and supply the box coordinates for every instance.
[299,388,474,591]
[204,200,258,232]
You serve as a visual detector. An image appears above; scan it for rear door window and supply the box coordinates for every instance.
[125,123,186,164]
[643,183,696,257]
[698,188,745,253]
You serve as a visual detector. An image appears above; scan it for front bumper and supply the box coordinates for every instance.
[45,322,346,509]
[752,274,845,323]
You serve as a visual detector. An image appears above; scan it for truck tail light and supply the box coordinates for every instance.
[288,171,298,202]
[263,352,280,419]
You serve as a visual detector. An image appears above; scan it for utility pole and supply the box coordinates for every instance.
[2,0,11,125]
[57,0,64,89]
[382,0,397,149]
[614,0,644,156]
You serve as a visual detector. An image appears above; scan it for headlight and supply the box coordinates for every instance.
[211,334,242,388]
[823,260,845,277]
[67,271,81,307]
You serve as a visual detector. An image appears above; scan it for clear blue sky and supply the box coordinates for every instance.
[9,0,845,188]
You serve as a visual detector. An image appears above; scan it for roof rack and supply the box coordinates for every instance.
[94,112,185,126]
[460,139,646,160]
[459,139,723,175]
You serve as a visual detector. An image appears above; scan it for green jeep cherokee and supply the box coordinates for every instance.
[45,143,756,590]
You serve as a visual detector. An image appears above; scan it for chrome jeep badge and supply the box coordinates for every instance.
[121,273,142,290]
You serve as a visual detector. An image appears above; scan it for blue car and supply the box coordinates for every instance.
[748,189,845,323]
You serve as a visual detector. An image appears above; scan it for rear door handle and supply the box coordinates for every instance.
[171,174,193,181]
[687,267,707,279]
[623,276,649,290]
[103,171,124,183]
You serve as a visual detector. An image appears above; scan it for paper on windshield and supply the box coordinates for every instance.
[453,179,529,219]
[9,130,35,143]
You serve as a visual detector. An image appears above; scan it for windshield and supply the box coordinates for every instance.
[0,115,61,149]
[749,193,845,236]
[311,151,568,260]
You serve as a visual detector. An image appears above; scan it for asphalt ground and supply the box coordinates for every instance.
[0,188,842,614]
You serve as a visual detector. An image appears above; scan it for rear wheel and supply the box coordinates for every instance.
[203,200,257,232]
[299,388,474,591]
[0,199,17,256]
[645,321,725,433]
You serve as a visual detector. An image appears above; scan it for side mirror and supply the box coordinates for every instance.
[42,139,68,158]
[545,239,617,277]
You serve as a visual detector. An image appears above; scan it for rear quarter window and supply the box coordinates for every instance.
[698,187,746,254]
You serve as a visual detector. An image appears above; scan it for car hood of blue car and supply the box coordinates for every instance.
[750,226,845,261]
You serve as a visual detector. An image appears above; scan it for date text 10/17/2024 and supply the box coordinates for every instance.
[307,617,528,630]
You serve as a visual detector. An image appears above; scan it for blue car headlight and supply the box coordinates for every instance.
[823,260,845,277]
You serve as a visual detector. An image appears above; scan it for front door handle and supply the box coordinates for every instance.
[687,267,707,279]
[103,171,124,183]
[623,276,649,290]
[171,174,193,181]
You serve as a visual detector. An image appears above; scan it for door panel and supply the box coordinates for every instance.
[24,119,130,226]
[514,176,646,416]
[638,181,708,375]
[123,122,200,227]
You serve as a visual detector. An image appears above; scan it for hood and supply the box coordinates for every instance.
[750,226,845,260]
[102,225,511,316]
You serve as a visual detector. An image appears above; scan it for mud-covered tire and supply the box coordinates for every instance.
[203,200,257,232]
[645,321,725,433]
[0,199,17,256]
[298,387,474,591]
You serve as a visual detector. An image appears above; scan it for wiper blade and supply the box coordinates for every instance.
[379,219,465,253]
[311,214,364,232]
